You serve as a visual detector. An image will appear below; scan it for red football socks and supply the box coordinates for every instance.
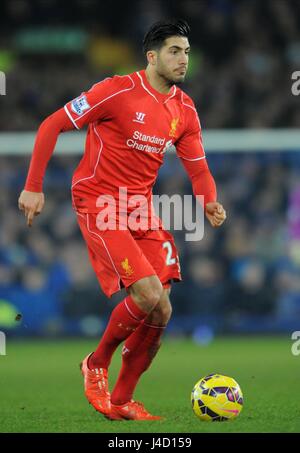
[89,296,148,370]
[111,321,165,405]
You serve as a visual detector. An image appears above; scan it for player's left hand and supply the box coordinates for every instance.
[205,202,226,228]
[18,190,45,227]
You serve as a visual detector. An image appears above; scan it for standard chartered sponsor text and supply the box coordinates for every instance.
[126,130,168,154]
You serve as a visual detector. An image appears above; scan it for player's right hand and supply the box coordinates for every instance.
[18,190,45,227]
[205,202,226,228]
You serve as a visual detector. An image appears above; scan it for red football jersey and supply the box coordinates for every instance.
[64,70,206,214]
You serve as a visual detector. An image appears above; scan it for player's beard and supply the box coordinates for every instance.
[156,58,186,86]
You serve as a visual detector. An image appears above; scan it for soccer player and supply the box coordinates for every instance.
[18,20,226,421]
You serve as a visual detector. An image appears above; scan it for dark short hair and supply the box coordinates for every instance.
[142,19,190,55]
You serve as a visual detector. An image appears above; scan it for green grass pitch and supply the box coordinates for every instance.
[0,336,299,433]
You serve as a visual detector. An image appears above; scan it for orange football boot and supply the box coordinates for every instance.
[106,400,163,421]
[80,353,111,416]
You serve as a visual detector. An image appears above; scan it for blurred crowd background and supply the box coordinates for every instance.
[0,0,299,130]
[1,151,300,337]
[0,0,300,338]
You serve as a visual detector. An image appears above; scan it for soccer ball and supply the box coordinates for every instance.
[191,373,243,421]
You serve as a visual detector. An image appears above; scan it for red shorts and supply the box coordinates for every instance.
[76,212,182,297]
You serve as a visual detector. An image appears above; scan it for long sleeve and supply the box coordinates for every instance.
[176,93,217,208]
[24,107,74,192]
[25,75,133,192]
[180,157,217,208]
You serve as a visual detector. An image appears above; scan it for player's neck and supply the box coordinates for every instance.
[145,67,173,95]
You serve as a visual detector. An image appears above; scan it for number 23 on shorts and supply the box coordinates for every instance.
[163,241,176,265]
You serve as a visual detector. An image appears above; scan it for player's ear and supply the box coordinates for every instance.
[147,50,157,65]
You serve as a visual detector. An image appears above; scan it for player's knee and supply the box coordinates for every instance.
[150,295,172,325]
[162,300,172,323]
[165,302,172,322]
[142,279,163,309]
[150,307,172,326]
[130,276,163,312]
